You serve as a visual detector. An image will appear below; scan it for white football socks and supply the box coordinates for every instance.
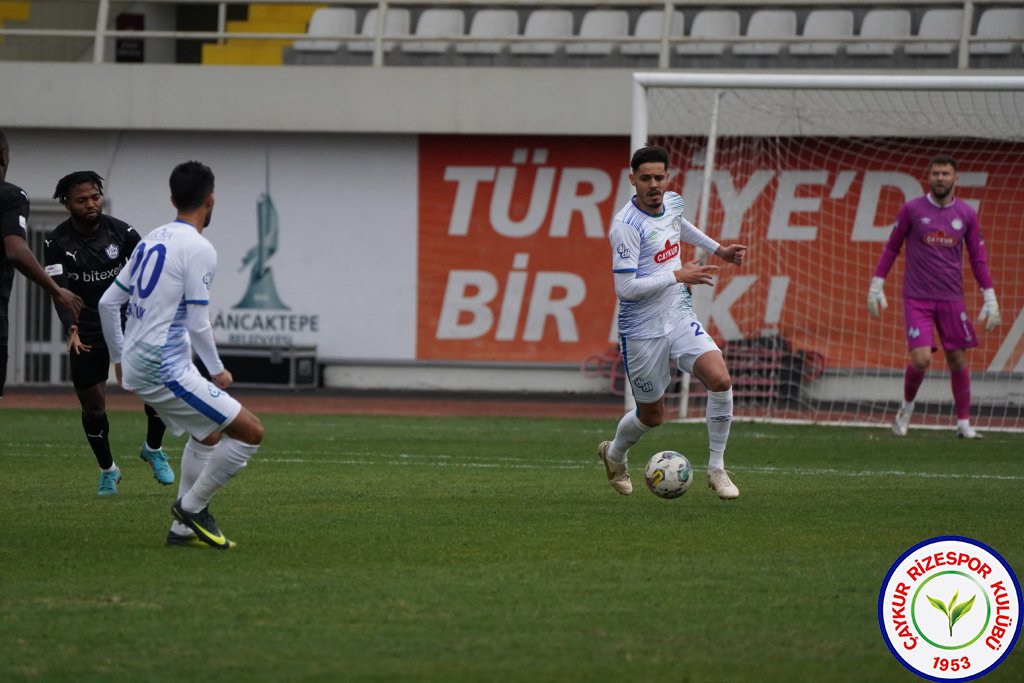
[181,437,259,514]
[171,438,216,535]
[706,388,733,470]
[609,411,651,464]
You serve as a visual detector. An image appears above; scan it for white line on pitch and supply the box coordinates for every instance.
[253,456,1024,481]
[4,449,1024,481]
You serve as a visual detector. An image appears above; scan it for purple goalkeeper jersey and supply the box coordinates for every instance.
[873,194,993,301]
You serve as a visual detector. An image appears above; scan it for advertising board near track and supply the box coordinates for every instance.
[417,135,1024,371]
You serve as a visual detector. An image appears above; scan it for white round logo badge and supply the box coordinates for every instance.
[879,536,1021,681]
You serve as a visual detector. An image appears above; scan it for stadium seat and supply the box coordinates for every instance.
[677,10,740,56]
[733,9,797,56]
[456,9,518,54]
[348,7,411,53]
[970,8,1024,55]
[294,8,357,53]
[621,9,684,56]
[566,9,629,56]
[403,8,465,53]
[905,9,964,56]
[510,9,573,55]
[791,9,853,56]
[847,9,911,56]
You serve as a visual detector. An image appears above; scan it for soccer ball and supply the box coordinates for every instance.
[644,451,693,499]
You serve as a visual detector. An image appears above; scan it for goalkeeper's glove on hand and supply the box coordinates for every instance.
[978,288,1001,331]
[867,277,888,318]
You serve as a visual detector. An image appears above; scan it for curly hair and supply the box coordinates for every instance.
[53,171,105,204]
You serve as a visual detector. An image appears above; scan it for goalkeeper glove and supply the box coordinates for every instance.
[978,288,1001,331]
[867,277,888,318]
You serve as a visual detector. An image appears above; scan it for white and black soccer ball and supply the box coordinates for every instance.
[644,451,693,499]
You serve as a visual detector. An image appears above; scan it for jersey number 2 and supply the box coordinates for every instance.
[690,321,705,337]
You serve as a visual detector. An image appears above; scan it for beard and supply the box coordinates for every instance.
[73,210,101,229]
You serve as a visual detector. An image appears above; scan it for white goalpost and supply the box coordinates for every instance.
[631,72,1024,431]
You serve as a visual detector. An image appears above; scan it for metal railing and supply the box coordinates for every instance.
[0,0,1018,68]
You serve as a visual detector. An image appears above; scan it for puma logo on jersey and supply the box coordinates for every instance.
[66,251,78,262]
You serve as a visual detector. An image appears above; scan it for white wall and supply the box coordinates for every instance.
[11,129,419,361]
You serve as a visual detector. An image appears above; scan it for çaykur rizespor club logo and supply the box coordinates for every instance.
[879,536,1021,682]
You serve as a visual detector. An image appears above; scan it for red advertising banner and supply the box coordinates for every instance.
[418,135,1024,373]
[418,135,630,362]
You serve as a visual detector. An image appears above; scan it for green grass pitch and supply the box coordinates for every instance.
[1,408,1021,682]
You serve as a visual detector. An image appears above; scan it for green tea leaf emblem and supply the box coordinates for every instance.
[927,590,976,637]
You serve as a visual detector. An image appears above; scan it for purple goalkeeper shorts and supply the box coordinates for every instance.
[903,297,978,352]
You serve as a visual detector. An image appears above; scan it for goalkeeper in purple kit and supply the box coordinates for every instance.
[867,155,1000,438]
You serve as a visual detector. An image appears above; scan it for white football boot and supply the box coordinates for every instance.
[891,408,912,437]
[956,424,982,439]
[707,467,740,500]
[597,441,632,495]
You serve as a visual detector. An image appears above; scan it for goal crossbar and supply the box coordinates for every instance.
[632,73,1024,151]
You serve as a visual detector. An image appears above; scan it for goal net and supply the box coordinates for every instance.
[632,73,1024,431]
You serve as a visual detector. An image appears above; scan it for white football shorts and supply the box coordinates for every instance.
[134,365,242,440]
[620,311,722,404]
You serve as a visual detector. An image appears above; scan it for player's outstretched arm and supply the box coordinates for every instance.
[4,234,83,319]
[867,277,888,318]
[978,288,1001,331]
[714,244,747,266]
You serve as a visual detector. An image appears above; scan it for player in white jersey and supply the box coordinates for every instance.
[99,161,264,549]
[598,145,747,500]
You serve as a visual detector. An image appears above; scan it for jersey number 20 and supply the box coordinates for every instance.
[126,243,167,298]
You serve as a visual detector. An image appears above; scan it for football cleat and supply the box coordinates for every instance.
[171,499,233,549]
[956,425,982,440]
[891,408,912,437]
[96,467,122,497]
[165,530,235,549]
[139,445,175,485]
[598,440,632,495]
[707,467,740,500]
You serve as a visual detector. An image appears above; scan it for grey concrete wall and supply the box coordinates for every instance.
[0,62,636,135]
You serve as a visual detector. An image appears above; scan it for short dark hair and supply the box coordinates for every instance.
[630,145,669,172]
[53,171,104,204]
[169,161,215,211]
[929,155,958,172]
